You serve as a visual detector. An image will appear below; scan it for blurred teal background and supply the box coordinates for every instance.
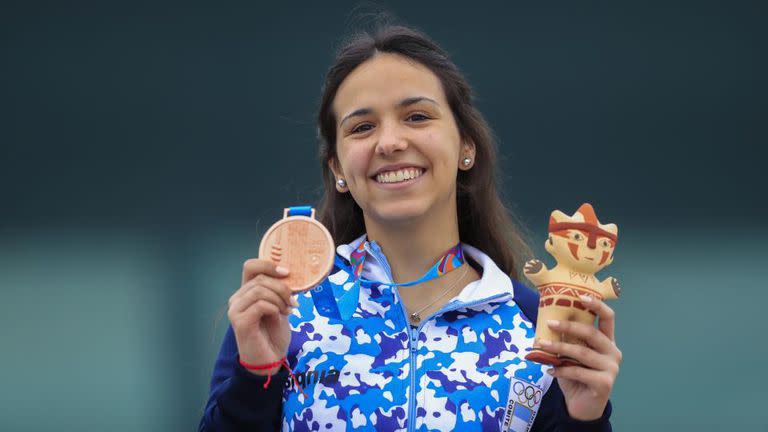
[1,1,765,431]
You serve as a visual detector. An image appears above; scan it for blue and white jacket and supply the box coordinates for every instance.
[200,236,612,431]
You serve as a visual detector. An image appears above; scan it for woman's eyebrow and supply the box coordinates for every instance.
[397,96,438,108]
[339,96,439,127]
[339,108,373,128]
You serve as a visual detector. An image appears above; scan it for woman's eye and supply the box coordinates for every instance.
[350,123,374,134]
[573,233,582,240]
[406,112,430,122]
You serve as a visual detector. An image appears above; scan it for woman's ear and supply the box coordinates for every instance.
[458,140,476,171]
[328,158,348,193]
[328,158,342,178]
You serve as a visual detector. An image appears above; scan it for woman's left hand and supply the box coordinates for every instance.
[541,295,622,421]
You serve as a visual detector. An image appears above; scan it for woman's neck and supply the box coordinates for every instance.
[364,208,460,283]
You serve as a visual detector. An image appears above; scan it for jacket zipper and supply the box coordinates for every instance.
[402,292,511,432]
[365,243,512,432]
[407,316,419,432]
[365,244,418,431]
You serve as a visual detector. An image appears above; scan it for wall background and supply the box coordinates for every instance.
[2,1,765,430]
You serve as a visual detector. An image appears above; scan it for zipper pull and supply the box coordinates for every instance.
[410,326,419,353]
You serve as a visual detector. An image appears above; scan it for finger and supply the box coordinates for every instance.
[539,339,616,373]
[579,296,616,342]
[242,258,290,285]
[228,276,266,308]
[229,278,256,306]
[231,284,291,315]
[236,299,284,329]
[230,263,292,307]
[253,274,298,311]
[546,319,614,355]
[548,366,613,397]
[243,298,283,321]
[248,283,292,314]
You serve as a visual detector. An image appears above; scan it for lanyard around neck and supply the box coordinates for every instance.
[349,238,466,288]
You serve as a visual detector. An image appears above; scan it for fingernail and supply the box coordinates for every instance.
[540,339,552,347]
[547,319,560,328]
[579,295,592,303]
[290,296,299,307]
[276,266,290,275]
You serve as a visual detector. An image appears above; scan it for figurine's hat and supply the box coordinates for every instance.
[548,203,618,248]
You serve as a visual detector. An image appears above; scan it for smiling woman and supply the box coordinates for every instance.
[200,23,619,432]
[329,53,470,236]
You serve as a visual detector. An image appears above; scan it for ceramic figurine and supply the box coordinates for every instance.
[524,203,621,366]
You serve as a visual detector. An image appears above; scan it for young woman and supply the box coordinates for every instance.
[200,25,621,432]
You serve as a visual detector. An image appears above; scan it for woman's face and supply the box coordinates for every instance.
[330,53,474,226]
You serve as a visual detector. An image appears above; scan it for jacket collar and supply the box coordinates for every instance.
[336,235,514,305]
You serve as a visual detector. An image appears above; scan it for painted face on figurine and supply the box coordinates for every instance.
[545,229,615,274]
[544,206,618,274]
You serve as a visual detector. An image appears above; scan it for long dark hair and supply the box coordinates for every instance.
[316,24,531,279]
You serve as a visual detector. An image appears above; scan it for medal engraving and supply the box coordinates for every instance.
[259,208,335,292]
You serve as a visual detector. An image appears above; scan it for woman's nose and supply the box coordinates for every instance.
[375,122,408,155]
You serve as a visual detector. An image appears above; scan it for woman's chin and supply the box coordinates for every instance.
[367,202,431,226]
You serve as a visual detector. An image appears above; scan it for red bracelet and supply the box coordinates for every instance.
[239,357,284,371]
[239,356,307,397]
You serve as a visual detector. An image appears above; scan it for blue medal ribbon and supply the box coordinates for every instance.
[350,238,466,288]
[314,234,466,320]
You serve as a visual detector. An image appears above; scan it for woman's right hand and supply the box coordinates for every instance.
[227,259,296,375]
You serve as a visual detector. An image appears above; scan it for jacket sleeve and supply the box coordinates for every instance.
[512,280,613,431]
[198,325,286,432]
[532,378,612,431]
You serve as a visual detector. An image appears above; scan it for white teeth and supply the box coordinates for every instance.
[375,168,423,184]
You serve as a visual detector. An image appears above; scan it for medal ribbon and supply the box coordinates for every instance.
[349,238,466,288]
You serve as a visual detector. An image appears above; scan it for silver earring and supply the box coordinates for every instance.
[337,178,347,189]
[462,157,472,167]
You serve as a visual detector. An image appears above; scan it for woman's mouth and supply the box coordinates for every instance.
[374,167,425,184]
[373,167,426,189]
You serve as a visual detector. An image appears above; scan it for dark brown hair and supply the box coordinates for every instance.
[316,24,531,279]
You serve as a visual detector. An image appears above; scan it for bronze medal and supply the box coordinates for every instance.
[258,207,335,292]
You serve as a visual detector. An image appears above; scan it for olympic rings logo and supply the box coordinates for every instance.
[513,381,542,408]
